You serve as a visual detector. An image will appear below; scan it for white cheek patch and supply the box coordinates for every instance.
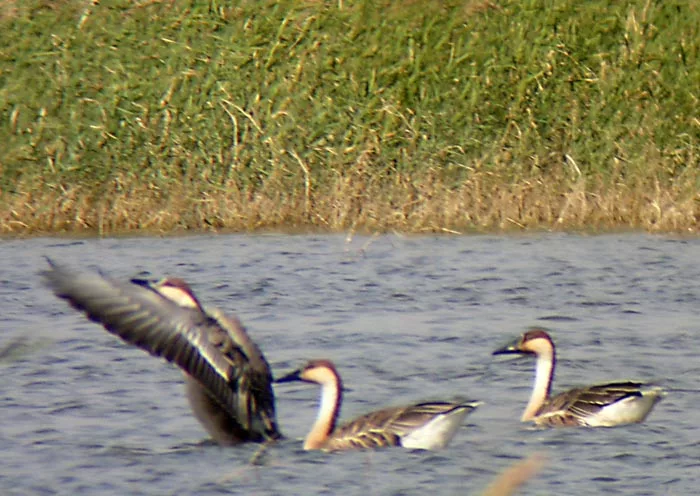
[157,285,198,308]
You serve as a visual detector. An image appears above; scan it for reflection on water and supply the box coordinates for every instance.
[0,233,698,495]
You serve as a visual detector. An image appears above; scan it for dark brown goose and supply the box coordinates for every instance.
[493,328,664,427]
[42,260,282,445]
[276,359,480,451]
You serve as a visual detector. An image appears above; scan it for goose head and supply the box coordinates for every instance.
[275,359,340,387]
[132,277,204,310]
[493,328,555,357]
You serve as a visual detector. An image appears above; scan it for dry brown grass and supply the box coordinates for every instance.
[3,165,698,237]
[0,0,17,21]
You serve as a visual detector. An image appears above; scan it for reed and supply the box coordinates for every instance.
[1,0,698,235]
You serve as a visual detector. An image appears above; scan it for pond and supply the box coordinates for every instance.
[0,233,697,495]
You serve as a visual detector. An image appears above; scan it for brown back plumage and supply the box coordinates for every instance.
[536,381,651,426]
[200,306,280,440]
[327,401,471,450]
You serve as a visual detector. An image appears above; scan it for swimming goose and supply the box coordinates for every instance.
[492,328,664,427]
[275,359,480,451]
[42,260,282,445]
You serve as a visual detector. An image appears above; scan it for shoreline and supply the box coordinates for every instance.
[3,169,697,237]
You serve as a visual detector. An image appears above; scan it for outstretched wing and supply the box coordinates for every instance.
[42,261,259,433]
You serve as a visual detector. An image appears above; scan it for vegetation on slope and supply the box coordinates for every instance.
[1,0,698,234]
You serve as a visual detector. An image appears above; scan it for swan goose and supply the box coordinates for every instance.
[492,328,664,427]
[276,359,480,451]
[42,259,282,445]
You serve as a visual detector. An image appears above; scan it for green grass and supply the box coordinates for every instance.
[0,0,698,234]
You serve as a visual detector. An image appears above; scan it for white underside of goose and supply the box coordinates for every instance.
[400,407,471,450]
[580,387,665,427]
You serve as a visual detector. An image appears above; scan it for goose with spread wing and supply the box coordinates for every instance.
[42,260,282,445]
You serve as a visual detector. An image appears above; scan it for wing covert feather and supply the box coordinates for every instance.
[328,402,469,449]
[42,263,247,420]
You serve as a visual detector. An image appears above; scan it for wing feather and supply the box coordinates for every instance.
[539,381,648,425]
[327,401,474,450]
[42,262,249,425]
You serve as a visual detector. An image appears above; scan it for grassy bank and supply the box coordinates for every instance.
[1,0,698,235]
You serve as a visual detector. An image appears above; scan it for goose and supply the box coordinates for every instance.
[492,328,664,427]
[275,359,480,451]
[42,259,282,445]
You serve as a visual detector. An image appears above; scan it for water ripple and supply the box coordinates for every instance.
[0,233,697,494]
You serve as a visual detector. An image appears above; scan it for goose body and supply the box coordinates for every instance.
[276,359,479,451]
[492,328,663,427]
[42,260,282,445]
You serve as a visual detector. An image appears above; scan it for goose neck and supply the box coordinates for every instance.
[304,370,342,450]
[522,346,555,421]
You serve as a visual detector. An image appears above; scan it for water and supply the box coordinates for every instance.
[0,233,698,495]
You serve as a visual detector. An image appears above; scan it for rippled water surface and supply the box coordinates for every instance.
[0,233,698,495]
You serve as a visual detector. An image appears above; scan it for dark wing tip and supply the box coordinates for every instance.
[40,258,74,293]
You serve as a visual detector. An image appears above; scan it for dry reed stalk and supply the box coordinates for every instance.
[2,168,698,235]
[480,453,546,496]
